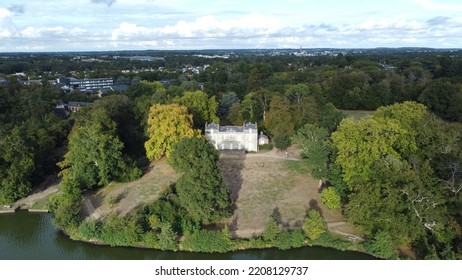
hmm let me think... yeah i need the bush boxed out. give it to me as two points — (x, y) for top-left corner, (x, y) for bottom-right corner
(320, 187), (341, 210)
(100, 214), (143, 246)
(273, 134), (291, 150)
(259, 143), (273, 150)
(182, 229), (231, 253)
(303, 210), (326, 240)
(78, 220), (102, 240)
(275, 229), (305, 250)
(157, 224), (177, 251)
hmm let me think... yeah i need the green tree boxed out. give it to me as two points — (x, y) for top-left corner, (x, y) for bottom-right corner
(364, 231), (397, 259)
(158, 224), (177, 251)
(265, 95), (294, 137)
(0, 129), (34, 203)
(320, 187), (341, 210)
(303, 210), (326, 240)
(59, 115), (137, 189)
(169, 137), (231, 224)
(177, 91), (219, 129)
(293, 124), (331, 179)
(262, 216), (280, 242)
(144, 103), (199, 161)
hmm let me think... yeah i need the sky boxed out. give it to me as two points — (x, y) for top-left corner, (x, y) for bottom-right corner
(1, 0), (462, 52)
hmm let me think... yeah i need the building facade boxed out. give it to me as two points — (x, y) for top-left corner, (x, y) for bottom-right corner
(205, 122), (258, 152)
(57, 77), (114, 93)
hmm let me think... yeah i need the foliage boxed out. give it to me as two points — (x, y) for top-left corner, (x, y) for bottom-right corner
(59, 115), (139, 190)
(273, 133), (291, 150)
(177, 91), (219, 129)
(169, 137), (231, 224)
(320, 187), (341, 210)
(181, 228), (232, 253)
(259, 143), (273, 150)
(293, 124), (331, 179)
(48, 191), (82, 230)
(303, 210), (326, 240)
(78, 220), (102, 240)
(0, 129), (34, 203)
(144, 103), (199, 161)
(100, 213), (143, 246)
(157, 224), (177, 251)
(262, 216), (280, 241)
(364, 231), (398, 259)
(265, 95), (294, 137)
(275, 229), (305, 250)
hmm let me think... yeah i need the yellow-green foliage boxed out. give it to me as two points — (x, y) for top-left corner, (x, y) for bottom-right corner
(320, 187), (341, 210)
(303, 210), (326, 240)
(144, 103), (199, 161)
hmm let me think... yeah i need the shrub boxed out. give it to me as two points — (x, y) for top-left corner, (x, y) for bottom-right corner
(181, 229), (231, 253)
(320, 187), (341, 210)
(273, 134), (291, 150)
(275, 229), (305, 250)
(157, 224), (177, 251)
(303, 210), (326, 240)
(100, 214), (143, 246)
(78, 220), (102, 240)
(259, 143), (273, 150)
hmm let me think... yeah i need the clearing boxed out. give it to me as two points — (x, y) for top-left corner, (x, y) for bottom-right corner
(75, 147), (361, 240)
(218, 147), (362, 240)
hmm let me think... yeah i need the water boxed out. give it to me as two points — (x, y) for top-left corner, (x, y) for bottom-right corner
(0, 211), (375, 260)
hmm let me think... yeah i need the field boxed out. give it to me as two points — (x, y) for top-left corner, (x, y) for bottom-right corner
(78, 147), (361, 240)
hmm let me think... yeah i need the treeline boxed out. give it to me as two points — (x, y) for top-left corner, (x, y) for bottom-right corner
(1, 51), (462, 259)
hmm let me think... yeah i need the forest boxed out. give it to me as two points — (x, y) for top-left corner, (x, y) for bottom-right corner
(0, 49), (461, 259)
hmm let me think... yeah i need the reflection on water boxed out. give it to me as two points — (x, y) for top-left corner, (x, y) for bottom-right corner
(0, 211), (375, 260)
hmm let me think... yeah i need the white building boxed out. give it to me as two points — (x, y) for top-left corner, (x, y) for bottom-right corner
(205, 122), (259, 152)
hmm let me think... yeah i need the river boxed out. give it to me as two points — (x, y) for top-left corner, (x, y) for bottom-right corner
(0, 211), (375, 260)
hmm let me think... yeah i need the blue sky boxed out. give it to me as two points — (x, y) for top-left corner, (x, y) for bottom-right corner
(1, 0), (462, 51)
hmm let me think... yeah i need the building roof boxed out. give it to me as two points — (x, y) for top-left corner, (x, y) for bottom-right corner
(244, 122), (257, 129)
(205, 122), (257, 133)
(258, 133), (269, 140)
(67, 101), (91, 107)
(205, 122), (220, 130)
(219, 126), (243, 133)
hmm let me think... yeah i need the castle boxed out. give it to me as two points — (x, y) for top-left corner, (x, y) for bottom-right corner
(205, 122), (267, 152)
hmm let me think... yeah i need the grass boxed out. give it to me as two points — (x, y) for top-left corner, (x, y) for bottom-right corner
(285, 160), (312, 174)
(29, 197), (49, 211)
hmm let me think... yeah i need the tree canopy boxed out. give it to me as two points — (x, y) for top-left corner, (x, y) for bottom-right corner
(144, 103), (199, 161)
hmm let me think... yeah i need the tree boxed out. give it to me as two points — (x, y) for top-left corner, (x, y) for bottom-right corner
(303, 210), (326, 240)
(320, 187), (341, 210)
(273, 133), (291, 150)
(144, 103), (199, 161)
(364, 231), (397, 259)
(262, 216), (280, 242)
(418, 79), (461, 121)
(157, 224), (177, 251)
(0, 128), (34, 203)
(59, 115), (137, 189)
(177, 91), (219, 129)
(169, 137), (231, 224)
(293, 124), (331, 179)
(265, 95), (294, 137)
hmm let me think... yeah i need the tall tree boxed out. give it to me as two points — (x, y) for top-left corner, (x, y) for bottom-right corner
(168, 137), (231, 225)
(177, 91), (219, 129)
(144, 103), (199, 161)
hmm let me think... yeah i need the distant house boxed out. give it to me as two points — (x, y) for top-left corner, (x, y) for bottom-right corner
(258, 132), (269, 145)
(0, 77), (7, 86)
(205, 122), (258, 152)
(67, 101), (91, 113)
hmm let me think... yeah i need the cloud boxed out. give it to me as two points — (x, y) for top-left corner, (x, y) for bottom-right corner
(412, 0), (462, 11)
(8, 4), (24, 14)
(91, 0), (117, 7)
(426, 16), (450, 26)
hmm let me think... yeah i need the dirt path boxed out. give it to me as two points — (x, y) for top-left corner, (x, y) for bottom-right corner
(13, 177), (60, 209)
